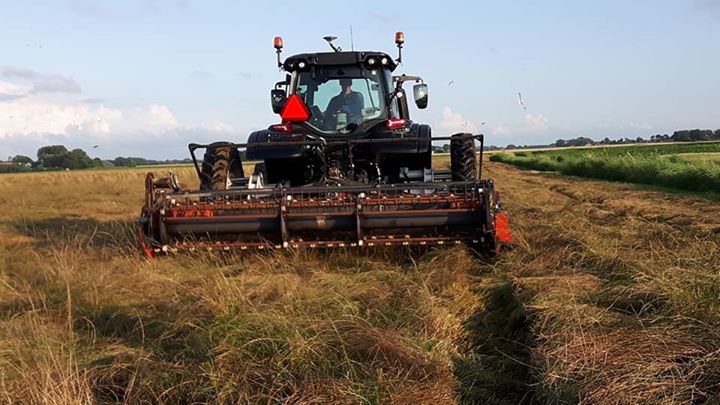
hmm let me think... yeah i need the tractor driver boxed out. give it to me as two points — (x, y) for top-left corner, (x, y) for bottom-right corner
(325, 78), (364, 127)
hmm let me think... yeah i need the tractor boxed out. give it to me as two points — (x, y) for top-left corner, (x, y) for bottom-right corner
(139, 33), (511, 257)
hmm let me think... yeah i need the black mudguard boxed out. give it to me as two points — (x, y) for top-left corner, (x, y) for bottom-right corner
(245, 130), (306, 160)
(370, 123), (431, 154)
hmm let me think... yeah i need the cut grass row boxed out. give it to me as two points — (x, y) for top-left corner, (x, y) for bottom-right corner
(491, 162), (720, 403)
(490, 142), (720, 193)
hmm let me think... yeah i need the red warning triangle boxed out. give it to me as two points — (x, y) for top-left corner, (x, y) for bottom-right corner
(280, 94), (311, 122)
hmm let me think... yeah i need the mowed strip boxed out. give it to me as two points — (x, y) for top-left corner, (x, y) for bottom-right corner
(488, 160), (720, 403)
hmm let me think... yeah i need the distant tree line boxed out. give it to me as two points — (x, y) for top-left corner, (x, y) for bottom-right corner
(36, 145), (104, 169)
(431, 129), (719, 152)
(555, 129), (720, 148)
(1, 145), (193, 173)
(4, 131), (719, 173)
(1, 145), (102, 173)
(663, 129), (720, 142)
(110, 156), (193, 167)
(495, 128), (720, 151)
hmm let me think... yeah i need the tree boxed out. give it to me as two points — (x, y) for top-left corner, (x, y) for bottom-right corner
(563, 137), (594, 147)
(35, 145), (100, 169)
(62, 148), (97, 169)
(11, 155), (33, 165)
(672, 129), (714, 142)
(113, 157), (137, 167)
(37, 145), (68, 167)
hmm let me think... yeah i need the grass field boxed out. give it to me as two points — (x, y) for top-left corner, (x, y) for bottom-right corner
(1, 157), (719, 403)
(490, 142), (720, 195)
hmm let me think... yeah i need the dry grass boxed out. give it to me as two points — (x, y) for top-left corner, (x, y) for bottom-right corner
(1, 159), (719, 403)
(0, 166), (507, 403)
(489, 161), (720, 403)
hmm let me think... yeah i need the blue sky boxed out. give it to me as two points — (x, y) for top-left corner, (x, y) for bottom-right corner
(1, 0), (718, 159)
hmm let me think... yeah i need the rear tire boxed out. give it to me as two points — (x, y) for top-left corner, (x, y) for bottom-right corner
(200, 142), (244, 190)
(450, 134), (477, 181)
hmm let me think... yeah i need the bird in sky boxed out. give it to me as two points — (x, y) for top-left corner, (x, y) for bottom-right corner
(92, 145), (100, 149)
(517, 92), (527, 111)
(447, 80), (454, 87)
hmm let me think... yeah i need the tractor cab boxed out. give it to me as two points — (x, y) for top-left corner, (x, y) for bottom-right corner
(269, 34), (428, 136)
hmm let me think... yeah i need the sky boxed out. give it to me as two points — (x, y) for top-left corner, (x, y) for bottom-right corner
(1, 0), (719, 159)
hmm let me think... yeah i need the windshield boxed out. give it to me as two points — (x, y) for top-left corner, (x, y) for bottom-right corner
(295, 66), (387, 133)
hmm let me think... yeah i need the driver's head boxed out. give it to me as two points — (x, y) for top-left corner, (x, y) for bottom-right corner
(339, 78), (352, 92)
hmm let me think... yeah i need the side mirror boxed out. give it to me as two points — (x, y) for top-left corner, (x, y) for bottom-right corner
(413, 83), (428, 109)
(271, 89), (287, 114)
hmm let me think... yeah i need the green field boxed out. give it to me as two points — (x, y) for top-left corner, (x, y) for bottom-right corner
(490, 142), (720, 194)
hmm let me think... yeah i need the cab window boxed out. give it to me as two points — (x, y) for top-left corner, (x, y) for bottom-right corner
(296, 66), (387, 133)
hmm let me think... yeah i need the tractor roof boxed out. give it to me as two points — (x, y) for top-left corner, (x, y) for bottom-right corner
(283, 51), (398, 72)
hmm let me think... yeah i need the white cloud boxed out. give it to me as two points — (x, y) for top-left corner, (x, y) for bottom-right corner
(0, 84), (235, 159)
(434, 108), (553, 139)
(2, 66), (82, 95)
(0, 97), (122, 138)
(525, 113), (550, 131)
(0, 66), (254, 158)
(202, 121), (235, 132)
(0, 80), (29, 97)
(31, 75), (82, 94)
(491, 123), (511, 136)
(1, 66), (40, 80)
(0, 69), (177, 141)
(436, 106), (478, 134)
(482, 114), (552, 139)
(146, 103), (178, 127)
